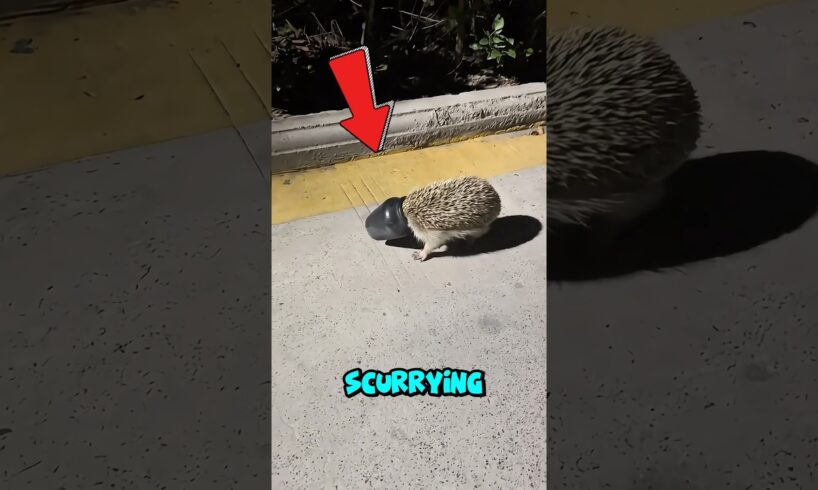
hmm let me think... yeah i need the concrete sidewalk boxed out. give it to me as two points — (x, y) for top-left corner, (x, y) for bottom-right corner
(549, 0), (818, 487)
(272, 165), (547, 488)
(0, 117), (546, 488)
(0, 124), (271, 489)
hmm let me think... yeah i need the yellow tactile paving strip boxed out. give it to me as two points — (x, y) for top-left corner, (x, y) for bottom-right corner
(272, 132), (546, 224)
(0, 0), (270, 177)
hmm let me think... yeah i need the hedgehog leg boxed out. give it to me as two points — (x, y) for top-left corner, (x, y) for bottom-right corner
(412, 231), (449, 262)
(412, 243), (435, 262)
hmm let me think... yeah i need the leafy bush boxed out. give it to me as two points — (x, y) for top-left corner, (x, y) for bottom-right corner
(272, 0), (545, 114)
(470, 14), (534, 66)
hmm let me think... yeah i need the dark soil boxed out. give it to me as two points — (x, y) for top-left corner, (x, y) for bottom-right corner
(273, 0), (545, 116)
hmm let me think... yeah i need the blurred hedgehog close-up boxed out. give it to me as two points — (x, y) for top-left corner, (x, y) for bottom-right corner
(365, 176), (502, 262)
(546, 25), (702, 234)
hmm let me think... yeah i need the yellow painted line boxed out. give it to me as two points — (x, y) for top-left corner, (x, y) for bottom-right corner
(0, 0), (269, 177)
(548, 0), (794, 34)
(272, 132), (546, 224)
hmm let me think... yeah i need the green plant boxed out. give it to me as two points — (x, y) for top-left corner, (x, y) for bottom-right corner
(470, 14), (533, 65)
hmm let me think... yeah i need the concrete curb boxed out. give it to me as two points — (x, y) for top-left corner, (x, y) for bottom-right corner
(271, 82), (546, 174)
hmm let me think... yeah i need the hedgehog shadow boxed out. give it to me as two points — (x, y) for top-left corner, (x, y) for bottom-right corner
(385, 215), (543, 257)
(549, 151), (818, 282)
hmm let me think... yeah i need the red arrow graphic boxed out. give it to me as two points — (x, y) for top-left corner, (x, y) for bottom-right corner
(328, 46), (394, 153)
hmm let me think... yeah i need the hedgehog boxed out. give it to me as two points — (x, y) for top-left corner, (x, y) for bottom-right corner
(364, 176), (501, 262)
(546, 25), (702, 233)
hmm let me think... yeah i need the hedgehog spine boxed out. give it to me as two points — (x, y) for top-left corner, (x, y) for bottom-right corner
(546, 25), (702, 231)
(401, 175), (501, 261)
